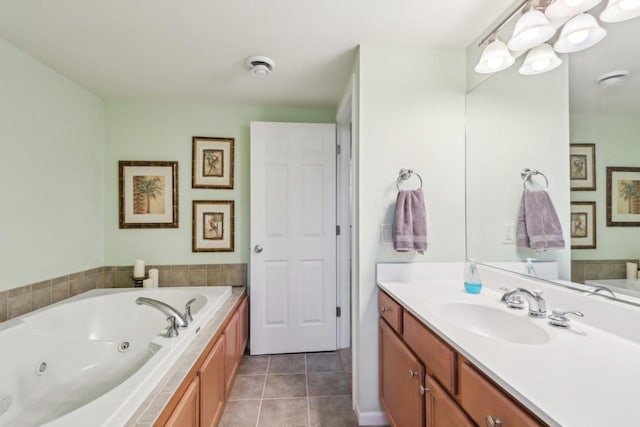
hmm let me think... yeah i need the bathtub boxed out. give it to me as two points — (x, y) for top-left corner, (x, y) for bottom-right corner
(0, 286), (232, 427)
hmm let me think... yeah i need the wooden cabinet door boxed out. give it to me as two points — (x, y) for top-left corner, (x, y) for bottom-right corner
(238, 297), (249, 354)
(224, 309), (240, 394)
(198, 337), (225, 427)
(379, 318), (425, 427)
(426, 375), (473, 427)
(165, 377), (200, 427)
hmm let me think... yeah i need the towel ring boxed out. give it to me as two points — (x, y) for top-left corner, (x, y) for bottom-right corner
(521, 168), (549, 190)
(397, 168), (423, 191)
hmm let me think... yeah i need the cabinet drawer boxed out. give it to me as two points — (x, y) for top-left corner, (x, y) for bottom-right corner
(403, 311), (457, 395)
(458, 360), (544, 427)
(379, 290), (403, 333)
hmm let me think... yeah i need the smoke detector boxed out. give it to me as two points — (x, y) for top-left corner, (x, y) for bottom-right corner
(596, 70), (631, 88)
(245, 56), (275, 78)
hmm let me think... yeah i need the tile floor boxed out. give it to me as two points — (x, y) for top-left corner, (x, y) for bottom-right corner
(219, 349), (357, 427)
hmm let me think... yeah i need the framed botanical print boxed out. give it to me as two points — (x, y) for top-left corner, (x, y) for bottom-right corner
(607, 166), (640, 226)
(570, 201), (596, 249)
(192, 200), (235, 252)
(192, 136), (234, 189)
(119, 161), (178, 228)
(570, 143), (596, 191)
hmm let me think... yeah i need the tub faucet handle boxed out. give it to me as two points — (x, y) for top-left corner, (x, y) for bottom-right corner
(166, 316), (180, 338)
(185, 298), (196, 323)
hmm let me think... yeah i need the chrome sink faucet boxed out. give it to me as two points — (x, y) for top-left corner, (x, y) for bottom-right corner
(136, 297), (190, 328)
(501, 288), (547, 318)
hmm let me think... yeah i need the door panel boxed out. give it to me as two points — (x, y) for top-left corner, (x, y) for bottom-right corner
(250, 122), (337, 355)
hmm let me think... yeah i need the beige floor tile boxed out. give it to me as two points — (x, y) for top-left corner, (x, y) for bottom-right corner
(219, 400), (261, 427)
(309, 396), (358, 427)
(268, 354), (306, 374)
(258, 398), (308, 427)
(263, 374), (308, 398)
(306, 353), (342, 372)
(229, 375), (266, 401)
(308, 372), (350, 397)
(238, 355), (269, 375)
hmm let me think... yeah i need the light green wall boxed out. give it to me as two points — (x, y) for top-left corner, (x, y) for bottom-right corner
(0, 37), (105, 291)
(354, 44), (466, 415)
(571, 113), (640, 260)
(104, 102), (336, 266)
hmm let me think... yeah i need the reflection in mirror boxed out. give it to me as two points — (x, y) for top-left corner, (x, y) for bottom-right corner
(466, 6), (640, 301)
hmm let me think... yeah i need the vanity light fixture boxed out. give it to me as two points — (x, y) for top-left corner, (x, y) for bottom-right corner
(600, 0), (640, 22)
(519, 43), (563, 75)
(553, 13), (607, 52)
(545, 0), (602, 20)
(507, 4), (556, 51)
(475, 37), (516, 74)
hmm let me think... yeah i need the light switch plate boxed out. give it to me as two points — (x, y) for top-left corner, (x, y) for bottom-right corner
(380, 224), (392, 244)
(503, 223), (515, 244)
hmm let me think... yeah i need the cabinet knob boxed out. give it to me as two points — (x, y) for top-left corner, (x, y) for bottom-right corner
(486, 415), (502, 427)
(408, 369), (418, 378)
(381, 306), (389, 313)
(419, 384), (429, 395)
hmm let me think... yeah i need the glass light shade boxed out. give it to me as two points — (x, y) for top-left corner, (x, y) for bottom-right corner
(475, 38), (516, 74)
(553, 13), (607, 52)
(545, 0), (602, 20)
(600, 0), (640, 22)
(519, 44), (563, 75)
(507, 9), (556, 51)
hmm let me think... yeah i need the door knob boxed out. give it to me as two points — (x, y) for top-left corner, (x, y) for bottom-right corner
(254, 245), (263, 253)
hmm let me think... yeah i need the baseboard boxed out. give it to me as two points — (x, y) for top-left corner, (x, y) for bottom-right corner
(354, 401), (388, 426)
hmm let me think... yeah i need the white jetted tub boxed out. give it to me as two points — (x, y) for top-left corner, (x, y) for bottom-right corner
(0, 286), (232, 427)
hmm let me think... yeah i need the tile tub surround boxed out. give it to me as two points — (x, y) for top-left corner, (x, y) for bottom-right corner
(219, 351), (359, 427)
(0, 263), (247, 321)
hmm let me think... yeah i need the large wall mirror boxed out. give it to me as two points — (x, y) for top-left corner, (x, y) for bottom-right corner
(466, 6), (640, 299)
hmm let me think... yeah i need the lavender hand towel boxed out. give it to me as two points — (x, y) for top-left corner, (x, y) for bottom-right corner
(516, 190), (565, 250)
(393, 189), (427, 254)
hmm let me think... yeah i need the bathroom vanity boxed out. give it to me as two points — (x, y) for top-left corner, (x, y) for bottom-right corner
(377, 263), (640, 427)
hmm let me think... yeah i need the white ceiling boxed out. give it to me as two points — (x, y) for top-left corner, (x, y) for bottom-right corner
(0, 0), (515, 108)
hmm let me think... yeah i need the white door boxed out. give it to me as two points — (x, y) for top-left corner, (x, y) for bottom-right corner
(250, 121), (337, 355)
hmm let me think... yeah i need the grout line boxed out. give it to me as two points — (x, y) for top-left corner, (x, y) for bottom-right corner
(255, 356), (270, 427)
(305, 353), (312, 427)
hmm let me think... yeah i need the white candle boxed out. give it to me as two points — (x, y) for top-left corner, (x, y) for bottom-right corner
(148, 268), (159, 287)
(134, 259), (145, 278)
(142, 278), (154, 288)
(626, 262), (638, 280)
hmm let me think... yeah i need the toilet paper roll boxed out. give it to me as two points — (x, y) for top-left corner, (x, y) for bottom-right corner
(626, 262), (638, 280)
(148, 268), (159, 287)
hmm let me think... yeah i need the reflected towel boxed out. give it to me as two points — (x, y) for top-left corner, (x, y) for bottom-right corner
(516, 190), (565, 250)
(393, 189), (427, 254)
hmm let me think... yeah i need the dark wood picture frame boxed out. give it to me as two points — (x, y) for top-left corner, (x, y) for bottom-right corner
(192, 200), (235, 252)
(607, 166), (640, 227)
(192, 137), (235, 189)
(119, 161), (179, 229)
(570, 143), (596, 191)
(570, 201), (596, 249)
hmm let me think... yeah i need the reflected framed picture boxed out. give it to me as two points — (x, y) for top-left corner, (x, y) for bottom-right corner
(192, 200), (235, 252)
(607, 166), (640, 226)
(571, 202), (596, 249)
(192, 136), (234, 189)
(570, 143), (596, 191)
(119, 161), (178, 229)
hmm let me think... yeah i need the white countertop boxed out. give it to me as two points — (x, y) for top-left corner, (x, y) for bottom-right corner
(378, 278), (640, 427)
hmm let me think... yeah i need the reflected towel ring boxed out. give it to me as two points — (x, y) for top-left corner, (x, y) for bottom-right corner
(521, 168), (549, 190)
(397, 168), (423, 191)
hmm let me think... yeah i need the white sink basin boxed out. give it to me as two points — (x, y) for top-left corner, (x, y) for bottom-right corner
(439, 302), (550, 345)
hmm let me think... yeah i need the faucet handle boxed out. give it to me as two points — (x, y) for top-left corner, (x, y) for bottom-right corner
(548, 309), (584, 328)
(166, 316), (180, 337)
(184, 298), (196, 324)
(533, 289), (544, 297)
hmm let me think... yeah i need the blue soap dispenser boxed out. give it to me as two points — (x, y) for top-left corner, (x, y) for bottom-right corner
(464, 259), (483, 294)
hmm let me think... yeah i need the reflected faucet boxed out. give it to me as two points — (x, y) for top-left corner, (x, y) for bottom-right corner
(135, 297), (189, 327)
(501, 288), (547, 318)
(584, 286), (616, 298)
